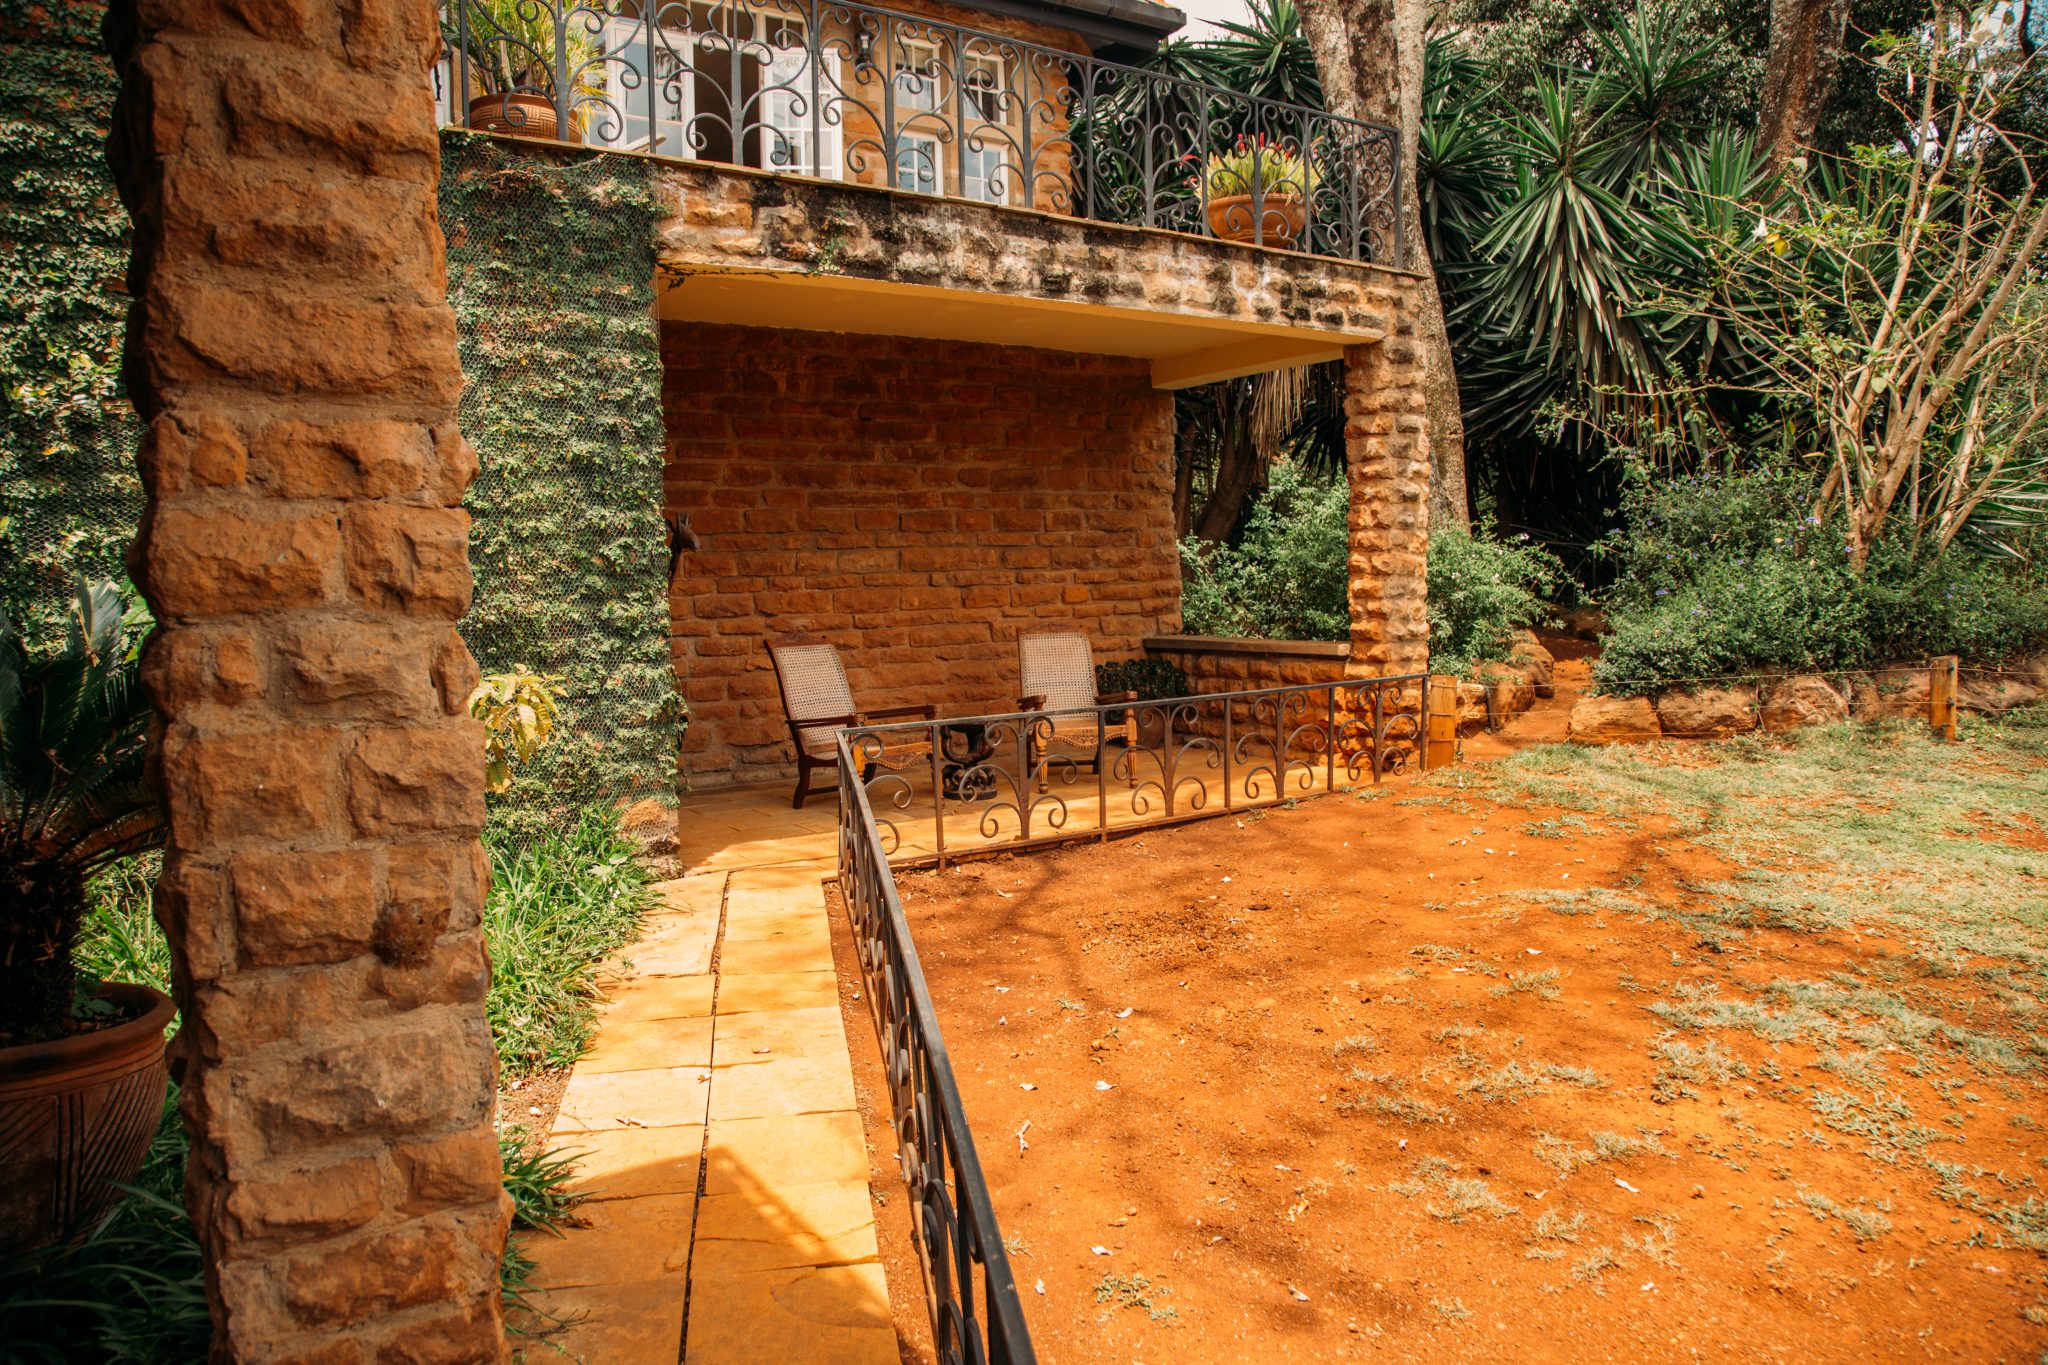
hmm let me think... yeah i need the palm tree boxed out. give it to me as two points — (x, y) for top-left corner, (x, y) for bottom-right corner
(0, 581), (163, 1045)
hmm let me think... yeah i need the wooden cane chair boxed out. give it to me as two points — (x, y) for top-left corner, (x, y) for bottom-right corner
(1016, 630), (1138, 787)
(766, 636), (935, 809)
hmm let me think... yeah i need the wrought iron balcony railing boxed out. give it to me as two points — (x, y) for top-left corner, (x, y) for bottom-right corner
(437, 0), (1405, 264)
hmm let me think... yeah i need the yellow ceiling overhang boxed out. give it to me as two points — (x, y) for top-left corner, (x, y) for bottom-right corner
(653, 264), (1382, 389)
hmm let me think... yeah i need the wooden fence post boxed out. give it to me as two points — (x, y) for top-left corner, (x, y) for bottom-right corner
(1930, 655), (1959, 741)
(1425, 674), (1460, 770)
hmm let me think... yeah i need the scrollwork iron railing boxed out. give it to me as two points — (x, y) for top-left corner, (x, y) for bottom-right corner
(846, 673), (1428, 864)
(836, 736), (1037, 1365)
(830, 673), (1424, 1359)
(437, 0), (1404, 263)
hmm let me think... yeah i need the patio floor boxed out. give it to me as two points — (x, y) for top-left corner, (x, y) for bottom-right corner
(518, 807), (889, 1362)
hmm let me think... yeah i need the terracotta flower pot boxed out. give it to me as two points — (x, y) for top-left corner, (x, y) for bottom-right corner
(1206, 193), (1307, 248)
(0, 981), (174, 1253)
(468, 91), (560, 140)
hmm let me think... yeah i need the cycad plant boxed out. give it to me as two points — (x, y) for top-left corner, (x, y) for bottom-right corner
(0, 581), (163, 1046)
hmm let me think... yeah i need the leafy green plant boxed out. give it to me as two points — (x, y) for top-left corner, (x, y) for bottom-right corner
(1180, 460), (1350, 641)
(1426, 527), (1561, 674)
(1201, 136), (1320, 198)
(470, 667), (567, 794)
(485, 807), (654, 1077)
(1591, 465), (2048, 690)
(1095, 658), (1190, 703)
(445, 0), (602, 100)
(0, 580), (164, 1045)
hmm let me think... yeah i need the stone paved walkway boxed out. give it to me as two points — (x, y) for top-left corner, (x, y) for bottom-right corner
(519, 796), (897, 1363)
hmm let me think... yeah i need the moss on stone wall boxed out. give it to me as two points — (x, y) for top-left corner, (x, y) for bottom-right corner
(440, 134), (685, 830)
(0, 0), (143, 637)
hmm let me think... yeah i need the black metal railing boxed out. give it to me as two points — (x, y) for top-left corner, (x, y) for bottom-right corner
(836, 736), (1037, 1365)
(437, 0), (1404, 263)
(829, 673), (1424, 1357)
(847, 673), (1428, 864)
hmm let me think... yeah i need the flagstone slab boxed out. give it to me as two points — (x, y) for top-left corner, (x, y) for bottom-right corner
(559, 1124), (705, 1203)
(711, 1006), (851, 1064)
(616, 911), (721, 977)
(717, 932), (829, 977)
(555, 1065), (712, 1133)
(720, 902), (834, 948)
(702, 1113), (869, 1195)
(691, 1178), (879, 1274)
(682, 1261), (896, 1365)
(716, 969), (839, 1015)
(597, 974), (715, 1024)
(519, 1278), (686, 1365)
(579, 1015), (716, 1074)
(708, 1052), (858, 1121)
(523, 1190), (700, 1289)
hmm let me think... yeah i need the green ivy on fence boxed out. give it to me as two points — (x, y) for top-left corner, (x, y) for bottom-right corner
(439, 134), (686, 835)
(0, 1), (143, 639)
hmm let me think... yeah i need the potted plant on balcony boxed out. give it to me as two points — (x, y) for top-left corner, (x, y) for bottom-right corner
(445, 0), (601, 140)
(0, 580), (174, 1252)
(1201, 136), (1318, 248)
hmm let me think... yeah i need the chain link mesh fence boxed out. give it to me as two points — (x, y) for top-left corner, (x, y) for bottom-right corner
(440, 135), (686, 844)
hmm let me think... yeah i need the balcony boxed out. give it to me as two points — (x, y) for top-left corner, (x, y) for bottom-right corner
(435, 0), (1405, 267)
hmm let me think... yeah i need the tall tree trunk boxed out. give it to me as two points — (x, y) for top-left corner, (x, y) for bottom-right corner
(1758, 0), (1854, 165)
(1295, 0), (1469, 533)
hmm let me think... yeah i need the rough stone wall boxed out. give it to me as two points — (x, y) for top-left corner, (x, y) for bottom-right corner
(664, 323), (1177, 783)
(1343, 336), (1431, 676)
(655, 162), (1418, 338)
(1144, 638), (1351, 693)
(106, 0), (509, 1358)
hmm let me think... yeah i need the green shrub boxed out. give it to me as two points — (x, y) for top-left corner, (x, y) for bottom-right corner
(1096, 657), (1190, 702)
(1426, 527), (1562, 674)
(1593, 467), (2048, 692)
(484, 807), (656, 1078)
(1180, 461), (1350, 642)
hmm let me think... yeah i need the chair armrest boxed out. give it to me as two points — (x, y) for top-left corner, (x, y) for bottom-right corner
(795, 712), (861, 731)
(866, 704), (938, 722)
(1018, 693), (1047, 712)
(1096, 690), (1141, 705)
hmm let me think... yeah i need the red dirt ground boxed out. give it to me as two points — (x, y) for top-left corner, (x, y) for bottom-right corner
(831, 661), (2048, 1364)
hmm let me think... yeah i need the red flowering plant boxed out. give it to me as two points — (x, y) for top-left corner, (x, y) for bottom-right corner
(1197, 134), (1318, 199)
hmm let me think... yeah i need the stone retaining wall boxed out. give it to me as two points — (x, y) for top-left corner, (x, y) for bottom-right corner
(1568, 658), (2048, 744)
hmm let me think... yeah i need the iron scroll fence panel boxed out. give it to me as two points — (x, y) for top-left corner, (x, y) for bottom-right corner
(845, 673), (1429, 865)
(831, 673), (1424, 1355)
(835, 740), (1038, 1365)
(436, 0), (1404, 265)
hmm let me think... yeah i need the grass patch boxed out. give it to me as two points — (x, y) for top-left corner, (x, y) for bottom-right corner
(1492, 968), (1563, 1000)
(486, 809), (657, 1078)
(1096, 1272), (1179, 1322)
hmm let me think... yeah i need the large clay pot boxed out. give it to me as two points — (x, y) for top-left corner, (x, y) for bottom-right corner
(1206, 193), (1307, 248)
(0, 982), (174, 1253)
(467, 92), (560, 140)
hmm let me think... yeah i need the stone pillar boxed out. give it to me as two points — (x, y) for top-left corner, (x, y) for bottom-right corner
(105, 1), (510, 1358)
(1343, 328), (1432, 677)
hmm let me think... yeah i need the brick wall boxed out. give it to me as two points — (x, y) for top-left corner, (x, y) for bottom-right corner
(663, 323), (1178, 784)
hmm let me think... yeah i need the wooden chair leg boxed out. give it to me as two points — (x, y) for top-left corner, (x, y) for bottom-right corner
(792, 758), (815, 810)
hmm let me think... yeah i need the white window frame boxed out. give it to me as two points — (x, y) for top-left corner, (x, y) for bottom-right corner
(759, 31), (842, 179)
(598, 16), (696, 157)
(895, 131), (942, 194)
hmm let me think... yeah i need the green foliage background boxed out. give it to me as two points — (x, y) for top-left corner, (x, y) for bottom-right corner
(440, 135), (685, 833)
(0, 1), (143, 641)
